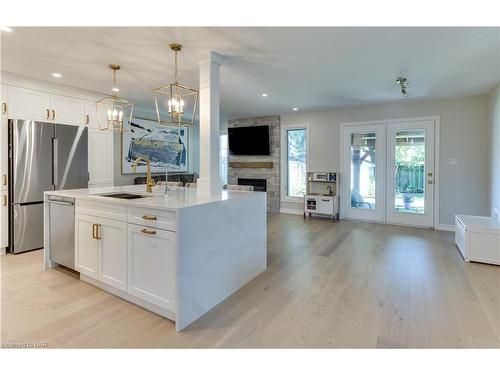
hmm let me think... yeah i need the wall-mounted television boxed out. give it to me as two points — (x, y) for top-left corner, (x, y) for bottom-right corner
(228, 125), (270, 156)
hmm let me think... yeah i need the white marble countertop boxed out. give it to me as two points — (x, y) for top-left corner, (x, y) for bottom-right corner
(44, 184), (265, 212)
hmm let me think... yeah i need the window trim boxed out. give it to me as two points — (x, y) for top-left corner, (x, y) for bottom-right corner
(281, 123), (310, 203)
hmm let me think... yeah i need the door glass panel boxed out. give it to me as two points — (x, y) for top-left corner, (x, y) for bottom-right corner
(394, 129), (425, 214)
(350, 132), (376, 210)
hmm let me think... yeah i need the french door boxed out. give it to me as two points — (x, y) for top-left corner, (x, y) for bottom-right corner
(341, 119), (436, 227)
(341, 123), (386, 222)
(386, 120), (435, 227)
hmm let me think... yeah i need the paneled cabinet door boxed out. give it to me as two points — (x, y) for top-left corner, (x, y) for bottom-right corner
(88, 129), (114, 186)
(50, 94), (84, 125)
(99, 217), (127, 291)
(0, 192), (8, 248)
(0, 118), (8, 188)
(1, 84), (8, 119)
(9, 86), (51, 122)
(75, 214), (100, 278)
(84, 101), (100, 129)
(128, 224), (176, 311)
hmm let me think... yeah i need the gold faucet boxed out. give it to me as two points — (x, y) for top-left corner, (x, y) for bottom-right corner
(132, 156), (155, 193)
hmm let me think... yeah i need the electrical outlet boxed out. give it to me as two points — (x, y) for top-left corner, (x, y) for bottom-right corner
(448, 158), (458, 166)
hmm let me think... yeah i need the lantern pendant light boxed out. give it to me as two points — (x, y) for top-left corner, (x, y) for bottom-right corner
(153, 43), (199, 126)
(96, 64), (134, 132)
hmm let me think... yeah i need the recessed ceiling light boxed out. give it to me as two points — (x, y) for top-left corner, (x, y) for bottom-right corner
(0, 26), (13, 32)
(292, 107), (299, 111)
(261, 93), (268, 97)
(52, 73), (62, 78)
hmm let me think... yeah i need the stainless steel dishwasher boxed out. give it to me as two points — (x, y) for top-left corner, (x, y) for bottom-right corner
(48, 196), (76, 270)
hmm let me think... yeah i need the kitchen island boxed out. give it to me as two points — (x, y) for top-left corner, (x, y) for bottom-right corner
(43, 185), (267, 331)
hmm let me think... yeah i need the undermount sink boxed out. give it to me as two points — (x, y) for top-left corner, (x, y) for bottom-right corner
(94, 192), (146, 200)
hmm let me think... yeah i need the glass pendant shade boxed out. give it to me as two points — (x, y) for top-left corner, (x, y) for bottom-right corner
(153, 43), (198, 126)
(96, 64), (134, 132)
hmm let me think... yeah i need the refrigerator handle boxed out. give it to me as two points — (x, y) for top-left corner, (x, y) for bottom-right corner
(52, 137), (59, 188)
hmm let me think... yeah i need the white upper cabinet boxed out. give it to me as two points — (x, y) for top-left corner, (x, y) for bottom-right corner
(0, 118), (8, 189)
(9, 86), (51, 122)
(84, 100), (100, 129)
(1, 84), (9, 119)
(88, 129), (114, 186)
(50, 94), (84, 125)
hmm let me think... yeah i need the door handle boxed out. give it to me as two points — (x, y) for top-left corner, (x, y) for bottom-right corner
(52, 109), (56, 120)
(2, 174), (6, 186)
(52, 138), (58, 187)
(141, 228), (156, 235)
(92, 224), (96, 239)
(2, 102), (7, 114)
(95, 224), (101, 240)
(427, 180), (433, 184)
(142, 215), (157, 221)
(85, 114), (89, 125)
(46, 109), (51, 120)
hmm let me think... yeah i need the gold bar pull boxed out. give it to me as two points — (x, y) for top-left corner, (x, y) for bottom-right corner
(46, 109), (51, 120)
(2, 102), (6, 114)
(95, 224), (101, 240)
(92, 224), (96, 239)
(2, 174), (6, 186)
(85, 114), (90, 125)
(141, 228), (156, 235)
(142, 215), (157, 221)
(52, 109), (56, 120)
(2, 195), (7, 207)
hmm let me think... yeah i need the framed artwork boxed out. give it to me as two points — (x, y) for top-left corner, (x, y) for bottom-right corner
(122, 118), (188, 174)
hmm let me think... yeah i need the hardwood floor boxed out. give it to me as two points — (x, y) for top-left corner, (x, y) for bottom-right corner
(1, 214), (499, 348)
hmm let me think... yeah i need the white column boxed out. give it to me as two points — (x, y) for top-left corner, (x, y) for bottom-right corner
(197, 52), (223, 195)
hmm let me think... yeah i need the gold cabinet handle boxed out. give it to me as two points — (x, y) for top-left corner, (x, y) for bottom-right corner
(2, 195), (6, 207)
(141, 228), (156, 235)
(52, 109), (56, 120)
(2, 174), (6, 186)
(2, 102), (7, 114)
(85, 114), (90, 125)
(95, 224), (101, 240)
(92, 223), (96, 239)
(142, 215), (157, 221)
(46, 109), (51, 120)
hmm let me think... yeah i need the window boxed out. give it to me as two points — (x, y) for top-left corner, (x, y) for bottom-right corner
(285, 128), (308, 198)
(219, 134), (228, 185)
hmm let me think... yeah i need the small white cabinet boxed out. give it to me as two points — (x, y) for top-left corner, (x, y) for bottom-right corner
(455, 215), (500, 265)
(88, 129), (114, 186)
(75, 212), (127, 290)
(50, 94), (84, 125)
(9, 86), (51, 122)
(128, 224), (176, 311)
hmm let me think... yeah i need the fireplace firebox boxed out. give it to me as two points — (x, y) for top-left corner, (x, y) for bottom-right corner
(238, 178), (267, 192)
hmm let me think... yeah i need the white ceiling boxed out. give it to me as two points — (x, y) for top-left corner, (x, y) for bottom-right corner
(1, 27), (499, 121)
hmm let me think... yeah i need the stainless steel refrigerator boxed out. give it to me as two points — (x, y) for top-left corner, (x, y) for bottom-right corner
(8, 119), (88, 254)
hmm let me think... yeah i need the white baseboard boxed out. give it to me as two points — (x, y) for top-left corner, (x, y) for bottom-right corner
(0, 248), (6, 256)
(279, 207), (303, 215)
(435, 224), (455, 232)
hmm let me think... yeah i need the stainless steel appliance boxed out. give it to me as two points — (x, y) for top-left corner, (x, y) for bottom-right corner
(48, 197), (75, 268)
(8, 120), (88, 254)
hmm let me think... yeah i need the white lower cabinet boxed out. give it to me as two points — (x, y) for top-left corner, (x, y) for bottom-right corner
(128, 224), (176, 311)
(1, 190), (8, 249)
(75, 213), (127, 290)
(75, 213), (100, 278)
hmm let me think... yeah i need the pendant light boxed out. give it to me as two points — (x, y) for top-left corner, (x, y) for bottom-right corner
(96, 64), (134, 132)
(153, 43), (199, 126)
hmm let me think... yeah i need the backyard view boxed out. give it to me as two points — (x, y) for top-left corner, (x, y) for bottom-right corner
(394, 129), (425, 214)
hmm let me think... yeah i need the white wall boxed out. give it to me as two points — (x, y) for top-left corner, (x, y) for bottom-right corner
(281, 94), (491, 226)
(488, 84), (500, 219)
(113, 117), (200, 186)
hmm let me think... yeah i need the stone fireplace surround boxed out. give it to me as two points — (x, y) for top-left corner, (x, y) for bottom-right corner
(227, 115), (280, 213)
